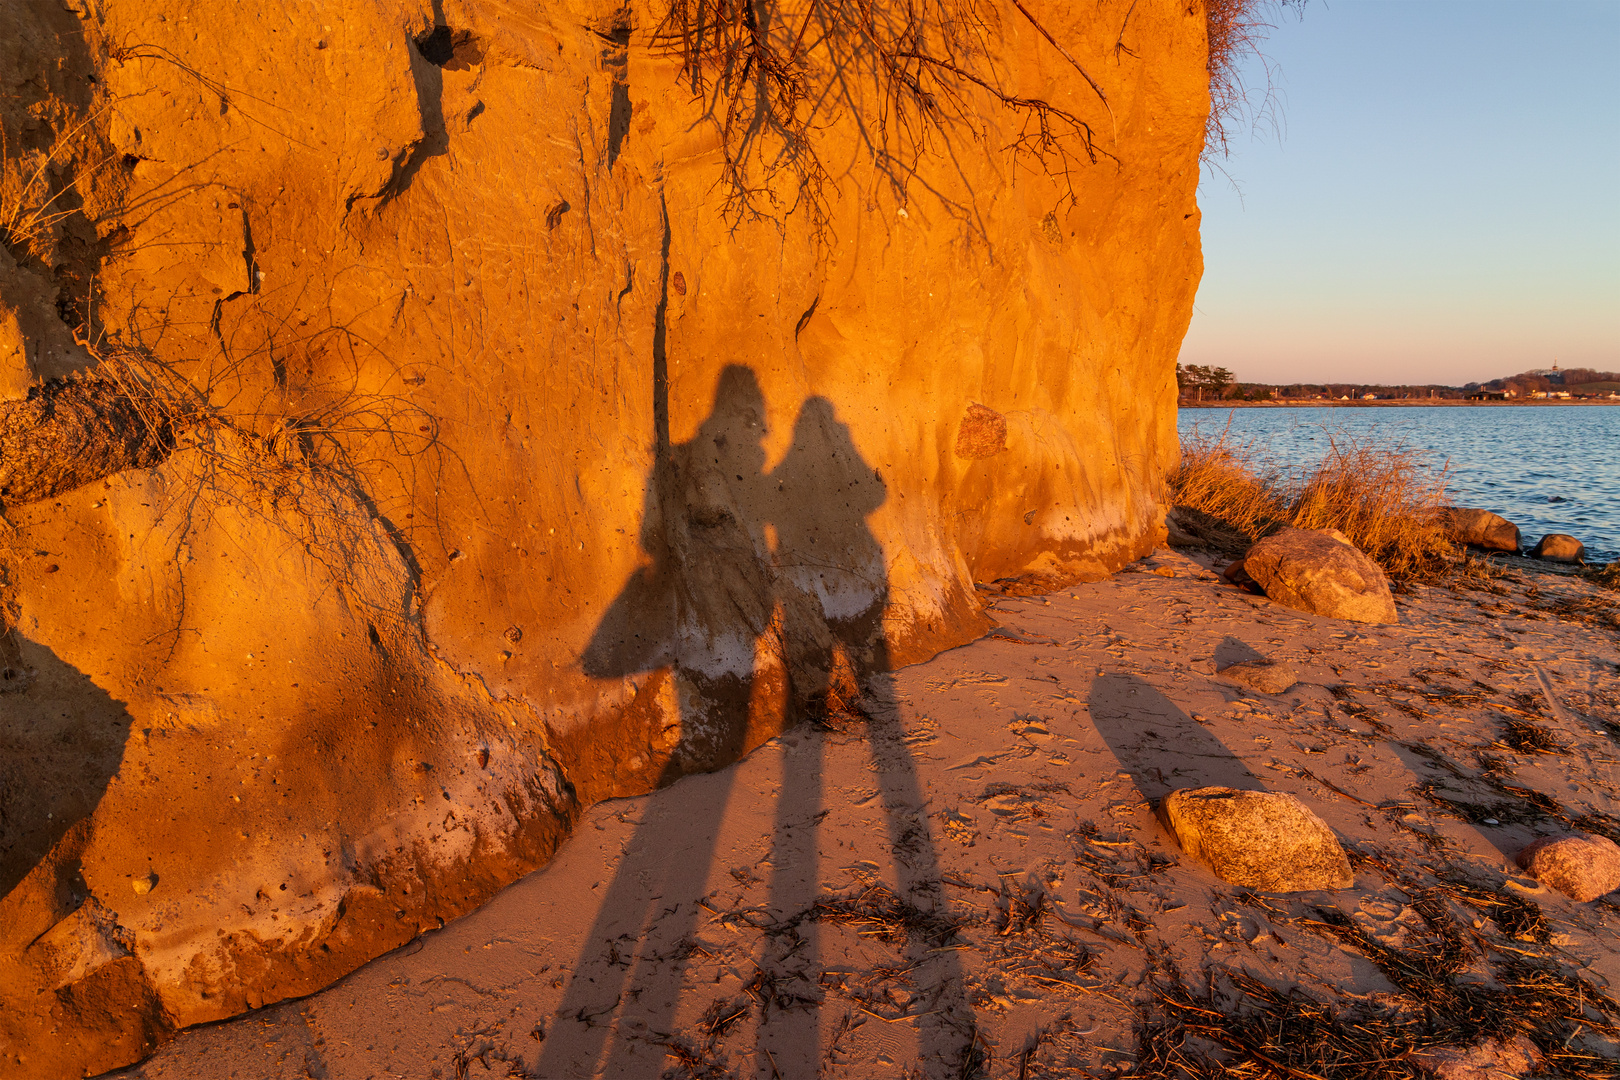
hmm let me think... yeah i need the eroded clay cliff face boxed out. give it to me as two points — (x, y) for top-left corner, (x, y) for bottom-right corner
(0, 1), (1206, 1073)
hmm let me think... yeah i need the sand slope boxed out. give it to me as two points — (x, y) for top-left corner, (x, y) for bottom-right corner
(110, 552), (1620, 1078)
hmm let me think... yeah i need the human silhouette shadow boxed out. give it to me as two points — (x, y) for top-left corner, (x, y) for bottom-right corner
(0, 632), (135, 904)
(542, 382), (971, 1078)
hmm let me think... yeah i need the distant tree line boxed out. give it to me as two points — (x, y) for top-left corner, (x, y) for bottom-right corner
(1468, 368), (1620, 397)
(1176, 363), (1620, 404)
(1176, 366), (1464, 403)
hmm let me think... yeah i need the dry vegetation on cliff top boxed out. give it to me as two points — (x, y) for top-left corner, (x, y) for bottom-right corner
(1169, 427), (1464, 584)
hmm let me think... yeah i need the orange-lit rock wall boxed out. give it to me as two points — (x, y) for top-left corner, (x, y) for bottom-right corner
(0, 1), (1207, 1073)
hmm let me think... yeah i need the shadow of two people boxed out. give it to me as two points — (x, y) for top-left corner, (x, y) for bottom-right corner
(540, 365), (970, 1077)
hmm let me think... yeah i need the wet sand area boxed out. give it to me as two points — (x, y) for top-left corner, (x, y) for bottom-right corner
(114, 552), (1620, 1079)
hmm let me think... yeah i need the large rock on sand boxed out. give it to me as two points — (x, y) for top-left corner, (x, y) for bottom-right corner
(1442, 508), (1520, 552)
(1529, 534), (1586, 563)
(1238, 528), (1398, 625)
(1161, 788), (1353, 892)
(0, 1), (1211, 1074)
(1216, 660), (1298, 695)
(1515, 834), (1620, 902)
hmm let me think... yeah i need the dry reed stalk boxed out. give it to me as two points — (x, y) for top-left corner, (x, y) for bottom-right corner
(1204, 1), (1303, 162)
(1170, 427), (1462, 584)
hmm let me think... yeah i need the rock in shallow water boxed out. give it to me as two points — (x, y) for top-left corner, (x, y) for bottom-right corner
(1215, 659), (1298, 695)
(1441, 507), (1520, 552)
(1529, 533), (1585, 563)
(1161, 787), (1352, 892)
(1238, 527), (1398, 625)
(1515, 833), (1620, 902)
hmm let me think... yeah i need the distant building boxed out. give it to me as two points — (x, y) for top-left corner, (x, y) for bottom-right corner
(1466, 390), (1507, 401)
(1361, 392), (1377, 400)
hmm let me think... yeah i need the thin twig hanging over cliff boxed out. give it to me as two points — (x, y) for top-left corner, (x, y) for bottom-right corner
(651, 0), (1114, 225)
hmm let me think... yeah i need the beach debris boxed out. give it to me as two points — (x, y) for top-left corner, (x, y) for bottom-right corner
(1160, 787), (1353, 891)
(1529, 533), (1586, 564)
(1409, 1035), (1540, 1080)
(1215, 658), (1298, 695)
(1514, 833), (1620, 902)
(1441, 507), (1521, 552)
(1221, 557), (1260, 591)
(1235, 527), (1398, 624)
(1164, 508), (1204, 548)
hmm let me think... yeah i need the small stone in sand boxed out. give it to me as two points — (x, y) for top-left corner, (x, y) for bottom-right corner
(1515, 833), (1620, 902)
(1215, 659), (1298, 695)
(132, 873), (157, 896)
(1410, 1035), (1539, 1080)
(1161, 787), (1353, 892)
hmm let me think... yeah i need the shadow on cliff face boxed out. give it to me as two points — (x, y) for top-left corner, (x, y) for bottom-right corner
(0, 632), (135, 903)
(543, 368), (976, 1076)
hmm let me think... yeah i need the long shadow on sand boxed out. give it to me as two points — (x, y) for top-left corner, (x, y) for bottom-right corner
(1087, 672), (1264, 805)
(536, 369), (972, 1078)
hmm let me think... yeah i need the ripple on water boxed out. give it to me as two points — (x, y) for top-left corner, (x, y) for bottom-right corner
(1177, 405), (1620, 563)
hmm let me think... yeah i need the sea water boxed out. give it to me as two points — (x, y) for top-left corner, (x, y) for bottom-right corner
(1176, 406), (1620, 564)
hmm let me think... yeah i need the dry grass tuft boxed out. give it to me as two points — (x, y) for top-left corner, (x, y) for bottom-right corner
(1170, 427), (1461, 583)
(1584, 561), (1620, 591)
(1204, 1), (1304, 161)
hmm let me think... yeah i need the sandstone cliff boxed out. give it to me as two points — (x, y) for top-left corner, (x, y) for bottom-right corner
(0, 1), (1207, 1074)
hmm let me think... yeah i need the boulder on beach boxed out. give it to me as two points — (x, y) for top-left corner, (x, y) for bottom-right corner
(1160, 787), (1353, 892)
(1238, 527), (1398, 625)
(1515, 833), (1620, 902)
(1441, 508), (1520, 552)
(1216, 659), (1298, 695)
(1529, 534), (1585, 564)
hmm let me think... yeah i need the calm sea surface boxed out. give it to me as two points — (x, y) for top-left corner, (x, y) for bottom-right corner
(1176, 406), (1620, 564)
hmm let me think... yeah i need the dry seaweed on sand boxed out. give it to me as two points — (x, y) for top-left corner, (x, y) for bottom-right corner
(1496, 717), (1571, 755)
(1167, 844), (1620, 1079)
(660, 996), (748, 1080)
(807, 882), (962, 948)
(1130, 929), (1620, 1080)
(1071, 820), (1177, 889)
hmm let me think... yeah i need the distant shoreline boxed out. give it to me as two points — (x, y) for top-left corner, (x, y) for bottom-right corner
(1179, 399), (1620, 409)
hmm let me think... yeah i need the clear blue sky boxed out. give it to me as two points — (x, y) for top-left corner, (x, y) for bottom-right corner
(1179, 0), (1620, 387)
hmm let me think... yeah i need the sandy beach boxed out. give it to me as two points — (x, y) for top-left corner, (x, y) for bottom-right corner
(108, 551), (1620, 1079)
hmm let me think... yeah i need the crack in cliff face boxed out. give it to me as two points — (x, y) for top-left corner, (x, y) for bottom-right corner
(598, 21), (633, 169)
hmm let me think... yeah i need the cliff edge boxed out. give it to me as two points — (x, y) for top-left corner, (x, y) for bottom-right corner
(0, 1), (1208, 1074)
